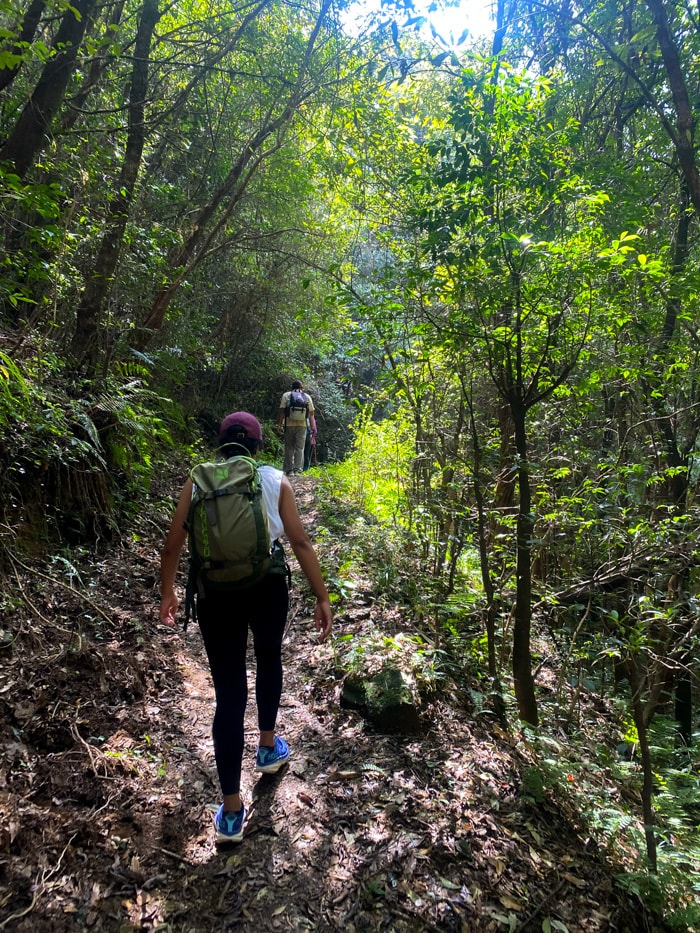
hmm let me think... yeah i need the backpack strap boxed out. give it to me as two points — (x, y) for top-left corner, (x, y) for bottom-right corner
(184, 560), (199, 631)
(202, 483), (256, 527)
(250, 479), (269, 565)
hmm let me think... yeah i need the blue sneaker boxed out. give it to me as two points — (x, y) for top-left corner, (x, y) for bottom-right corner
(215, 803), (246, 843)
(255, 736), (290, 773)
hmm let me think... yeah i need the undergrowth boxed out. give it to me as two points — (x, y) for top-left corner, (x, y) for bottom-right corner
(0, 347), (184, 554)
(315, 454), (700, 931)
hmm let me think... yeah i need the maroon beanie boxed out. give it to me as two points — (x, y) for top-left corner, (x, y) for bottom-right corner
(218, 411), (263, 442)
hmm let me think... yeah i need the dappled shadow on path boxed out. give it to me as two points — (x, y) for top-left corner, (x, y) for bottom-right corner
(0, 473), (661, 932)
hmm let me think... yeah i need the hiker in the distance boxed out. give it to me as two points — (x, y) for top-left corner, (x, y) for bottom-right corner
(303, 413), (316, 472)
(276, 380), (316, 475)
(159, 411), (333, 844)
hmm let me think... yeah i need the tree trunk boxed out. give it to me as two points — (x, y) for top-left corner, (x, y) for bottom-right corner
(674, 665), (692, 746)
(468, 395), (498, 675)
(626, 654), (658, 871)
(640, 182), (694, 743)
(645, 0), (700, 217)
(467, 395), (506, 719)
(511, 395), (538, 726)
(0, 0), (95, 178)
(70, 0), (160, 370)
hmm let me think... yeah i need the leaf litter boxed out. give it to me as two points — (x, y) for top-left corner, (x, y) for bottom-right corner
(0, 473), (663, 932)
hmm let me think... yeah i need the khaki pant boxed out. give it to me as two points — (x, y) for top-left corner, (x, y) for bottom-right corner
(283, 423), (307, 473)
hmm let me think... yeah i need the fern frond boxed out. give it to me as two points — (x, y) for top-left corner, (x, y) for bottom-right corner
(0, 351), (30, 398)
(72, 410), (105, 453)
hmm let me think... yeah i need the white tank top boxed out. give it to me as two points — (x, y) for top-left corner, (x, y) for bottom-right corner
(258, 465), (284, 541)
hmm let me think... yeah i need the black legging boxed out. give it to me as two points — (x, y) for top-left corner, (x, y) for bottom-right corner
(197, 573), (289, 795)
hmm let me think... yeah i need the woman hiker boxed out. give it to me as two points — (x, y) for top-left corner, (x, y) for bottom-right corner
(159, 411), (333, 842)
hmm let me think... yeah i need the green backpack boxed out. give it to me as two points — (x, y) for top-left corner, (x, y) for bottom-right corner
(186, 455), (271, 600)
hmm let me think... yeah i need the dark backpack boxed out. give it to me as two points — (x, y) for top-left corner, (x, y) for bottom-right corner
(186, 456), (271, 604)
(286, 390), (308, 418)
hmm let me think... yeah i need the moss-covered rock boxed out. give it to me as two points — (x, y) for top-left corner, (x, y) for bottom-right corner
(340, 665), (421, 733)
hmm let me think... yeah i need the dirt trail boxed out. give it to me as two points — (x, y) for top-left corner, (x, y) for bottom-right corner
(0, 475), (658, 932)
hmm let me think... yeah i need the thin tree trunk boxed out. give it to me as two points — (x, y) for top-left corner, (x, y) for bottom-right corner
(639, 182), (694, 743)
(645, 0), (700, 216)
(466, 391), (498, 677)
(626, 655), (658, 871)
(70, 0), (160, 369)
(674, 664), (692, 746)
(466, 392), (506, 719)
(512, 395), (538, 726)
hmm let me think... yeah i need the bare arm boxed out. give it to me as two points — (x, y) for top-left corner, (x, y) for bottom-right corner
(159, 478), (192, 626)
(278, 475), (332, 641)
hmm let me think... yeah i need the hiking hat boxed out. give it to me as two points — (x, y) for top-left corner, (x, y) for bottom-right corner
(219, 411), (263, 443)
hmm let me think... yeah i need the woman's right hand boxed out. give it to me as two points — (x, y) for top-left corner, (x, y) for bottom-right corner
(314, 598), (332, 642)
